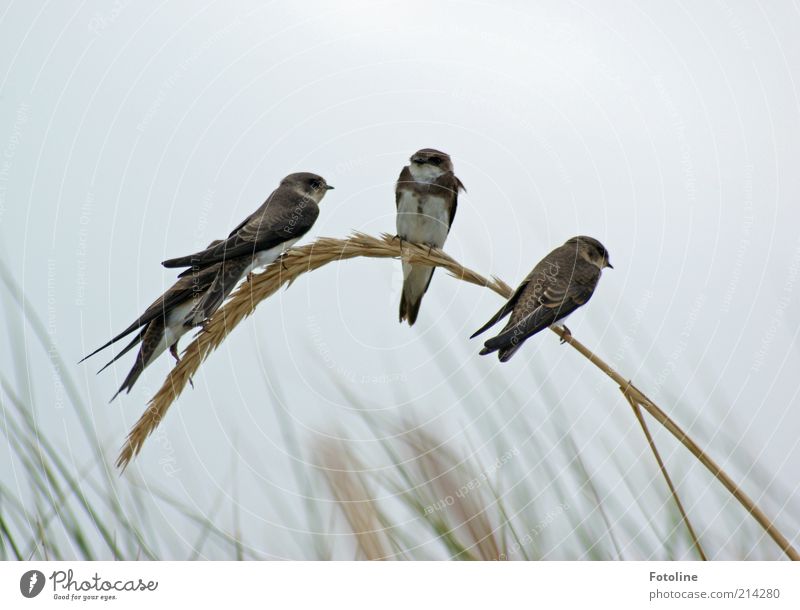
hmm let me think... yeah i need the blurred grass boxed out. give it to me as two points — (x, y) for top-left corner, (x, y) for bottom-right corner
(1, 257), (796, 560)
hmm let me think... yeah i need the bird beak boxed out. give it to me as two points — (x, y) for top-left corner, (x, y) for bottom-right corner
(606, 262), (614, 269)
(325, 185), (335, 190)
(411, 157), (425, 164)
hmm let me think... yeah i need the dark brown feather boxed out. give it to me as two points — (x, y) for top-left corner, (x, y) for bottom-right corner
(110, 316), (166, 401)
(476, 243), (602, 360)
(163, 191), (319, 271)
(80, 262), (222, 363)
(184, 257), (253, 326)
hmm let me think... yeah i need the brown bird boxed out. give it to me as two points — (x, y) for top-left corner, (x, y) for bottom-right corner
(162, 172), (333, 327)
(80, 240), (225, 400)
(395, 148), (465, 325)
(472, 236), (612, 361)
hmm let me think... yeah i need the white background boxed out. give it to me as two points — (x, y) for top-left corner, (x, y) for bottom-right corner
(2, 562), (799, 608)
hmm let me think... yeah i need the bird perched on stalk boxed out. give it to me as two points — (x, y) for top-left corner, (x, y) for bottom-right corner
(472, 236), (612, 361)
(395, 148), (465, 326)
(80, 240), (225, 400)
(162, 172), (333, 327)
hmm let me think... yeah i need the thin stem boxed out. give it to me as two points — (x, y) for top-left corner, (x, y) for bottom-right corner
(624, 393), (707, 560)
(623, 383), (799, 561)
(552, 327), (798, 560)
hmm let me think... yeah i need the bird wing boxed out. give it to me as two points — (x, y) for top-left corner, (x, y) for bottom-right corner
(395, 166), (413, 209)
(184, 256), (253, 326)
(163, 192), (319, 271)
(470, 277), (531, 339)
(482, 261), (599, 352)
(79, 263), (220, 362)
(432, 172), (464, 228)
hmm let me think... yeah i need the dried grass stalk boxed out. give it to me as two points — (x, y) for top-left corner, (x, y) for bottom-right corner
(317, 439), (392, 560)
(116, 232), (799, 561)
(401, 428), (504, 560)
(116, 232), (511, 470)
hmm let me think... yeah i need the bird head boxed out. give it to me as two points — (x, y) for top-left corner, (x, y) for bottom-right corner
(566, 236), (613, 270)
(408, 148), (453, 181)
(281, 172), (334, 203)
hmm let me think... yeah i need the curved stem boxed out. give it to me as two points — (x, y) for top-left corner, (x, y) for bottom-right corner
(116, 232), (798, 560)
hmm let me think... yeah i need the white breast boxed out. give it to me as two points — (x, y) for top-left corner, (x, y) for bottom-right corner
(397, 190), (451, 249)
(135, 300), (196, 367)
(408, 163), (445, 183)
(163, 301), (195, 344)
(243, 237), (300, 275)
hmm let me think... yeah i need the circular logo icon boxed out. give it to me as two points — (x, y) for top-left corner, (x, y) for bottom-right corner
(20, 570), (45, 599)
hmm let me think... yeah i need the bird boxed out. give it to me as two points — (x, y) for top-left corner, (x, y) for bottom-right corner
(471, 236), (612, 362)
(395, 148), (465, 326)
(80, 240), (226, 401)
(162, 172), (333, 327)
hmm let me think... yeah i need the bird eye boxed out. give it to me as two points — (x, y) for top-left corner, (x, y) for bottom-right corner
(310, 179), (321, 189)
(428, 157), (442, 166)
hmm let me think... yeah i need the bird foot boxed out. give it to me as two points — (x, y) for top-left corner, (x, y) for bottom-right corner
(559, 325), (572, 344)
(274, 253), (290, 271)
(170, 344), (193, 387)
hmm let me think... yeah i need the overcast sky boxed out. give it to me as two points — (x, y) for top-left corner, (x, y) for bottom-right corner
(1, 0), (799, 558)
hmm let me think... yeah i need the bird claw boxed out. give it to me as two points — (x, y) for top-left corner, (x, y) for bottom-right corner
(170, 343), (193, 387)
(274, 253), (289, 271)
(559, 325), (572, 344)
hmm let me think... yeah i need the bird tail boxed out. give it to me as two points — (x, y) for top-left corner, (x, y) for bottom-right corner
(398, 264), (435, 326)
(109, 319), (166, 402)
(110, 357), (146, 403)
(398, 292), (422, 327)
(478, 305), (563, 362)
(79, 319), (147, 364)
(479, 341), (523, 362)
(97, 329), (146, 374)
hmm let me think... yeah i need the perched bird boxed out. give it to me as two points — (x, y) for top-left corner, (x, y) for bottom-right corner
(395, 148), (465, 325)
(471, 236), (612, 362)
(80, 240), (225, 400)
(162, 172), (333, 327)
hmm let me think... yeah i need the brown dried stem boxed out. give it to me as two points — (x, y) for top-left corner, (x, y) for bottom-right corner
(116, 232), (798, 560)
(624, 393), (707, 560)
